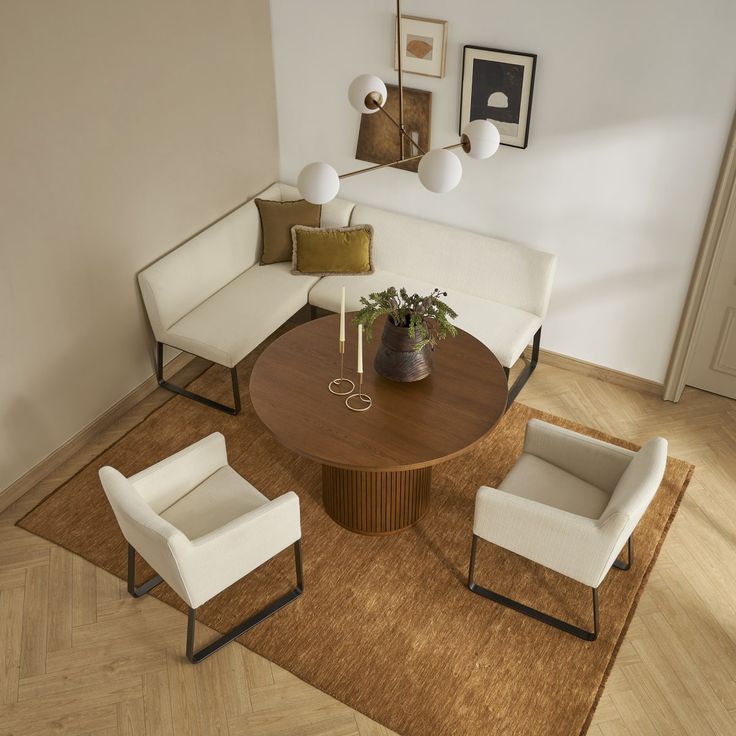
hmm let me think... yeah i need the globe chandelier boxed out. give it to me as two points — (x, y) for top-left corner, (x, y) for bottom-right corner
(297, 0), (501, 205)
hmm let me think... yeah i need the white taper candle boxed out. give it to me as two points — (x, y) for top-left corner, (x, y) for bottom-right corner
(339, 286), (346, 341)
(357, 324), (363, 373)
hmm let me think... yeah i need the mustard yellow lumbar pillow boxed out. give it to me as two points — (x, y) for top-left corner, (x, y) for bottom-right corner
(291, 224), (374, 276)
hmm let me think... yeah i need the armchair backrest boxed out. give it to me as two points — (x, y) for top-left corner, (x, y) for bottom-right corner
(99, 465), (191, 603)
(128, 432), (229, 514)
(601, 437), (668, 526)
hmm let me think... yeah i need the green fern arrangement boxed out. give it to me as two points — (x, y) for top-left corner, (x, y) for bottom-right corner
(354, 286), (458, 350)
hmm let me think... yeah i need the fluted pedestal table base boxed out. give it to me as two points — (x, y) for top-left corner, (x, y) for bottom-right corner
(322, 465), (432, 535)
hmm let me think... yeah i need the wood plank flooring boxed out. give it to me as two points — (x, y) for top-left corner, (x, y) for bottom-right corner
(1, 355), (735, 735)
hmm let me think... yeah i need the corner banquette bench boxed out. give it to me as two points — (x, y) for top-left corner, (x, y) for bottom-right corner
(138, 182), (556, 413)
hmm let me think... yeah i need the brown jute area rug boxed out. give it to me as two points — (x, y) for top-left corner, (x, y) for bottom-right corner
(18, 332), (692, 736)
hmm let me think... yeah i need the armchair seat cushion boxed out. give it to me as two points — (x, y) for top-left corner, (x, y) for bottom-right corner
(160, 466), (268, 540)
(498, 454), (610, 520)
(308, 270), (542, 367)
(162, 262), (319, 367)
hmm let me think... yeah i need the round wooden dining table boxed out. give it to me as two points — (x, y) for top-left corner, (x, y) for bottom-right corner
(250, 314), (508, 534)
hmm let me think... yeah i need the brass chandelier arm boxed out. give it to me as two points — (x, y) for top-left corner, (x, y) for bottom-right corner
(338, 140), (467, 180)
(339, 157), (421, 180)
(375, 104), (427, 156)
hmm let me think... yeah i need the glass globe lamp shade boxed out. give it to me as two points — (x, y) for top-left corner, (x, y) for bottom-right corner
(462, 120), (501, 160)
(418, 149), (463, 193)
(348, 74), (387, 114)
(297, 162), (340, 205)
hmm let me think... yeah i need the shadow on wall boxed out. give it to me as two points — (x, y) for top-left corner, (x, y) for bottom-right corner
(1, 392), (58, 492)
(550, 263), (684, 316)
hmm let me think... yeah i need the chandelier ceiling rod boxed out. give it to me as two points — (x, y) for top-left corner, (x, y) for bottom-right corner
(296, 0), (502, 204)
(397, 0), (405, 161)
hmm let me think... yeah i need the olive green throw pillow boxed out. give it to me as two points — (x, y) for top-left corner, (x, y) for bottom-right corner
(255, 198), (321, 265)
(291, 225), (374, 276)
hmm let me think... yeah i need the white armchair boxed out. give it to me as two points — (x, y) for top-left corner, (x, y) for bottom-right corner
(469, 419), (667, 640)
(98, 432), (303, 663)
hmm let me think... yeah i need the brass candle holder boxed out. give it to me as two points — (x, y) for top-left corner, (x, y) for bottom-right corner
(346, 372), (373, 412)
(328, 340), (355, 395)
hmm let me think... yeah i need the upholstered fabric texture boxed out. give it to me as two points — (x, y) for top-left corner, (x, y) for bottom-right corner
(99, 432), (301, 609)
(255, 197), (321, 265)
(308, 270), (542, 367)
(349, 203), (557, 319)
(18, 332), (691, 736)
(474, 419), (668, 588)
(137, 181), (555, 373)
(291, 224), (374, 276)
(162, 262), (318, 367)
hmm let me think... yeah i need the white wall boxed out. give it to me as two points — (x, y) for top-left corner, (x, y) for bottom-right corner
(271, 0), (736, 382)
(0, 0), (280, 491)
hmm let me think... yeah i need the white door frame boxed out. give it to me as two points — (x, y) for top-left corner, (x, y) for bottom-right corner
(664, 110), (736, 402)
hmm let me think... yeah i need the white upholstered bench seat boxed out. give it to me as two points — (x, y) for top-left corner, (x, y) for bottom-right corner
(138, 181), (555, 412)
(163, 262), (318, 367)
(308, 271), (543, 368)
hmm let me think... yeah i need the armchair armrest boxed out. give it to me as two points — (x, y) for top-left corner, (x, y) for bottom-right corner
(474, 485), (629, 588)
(130, 432), (228, 512)
(177, 491), (301, 609)
(524, 419), (635, 494)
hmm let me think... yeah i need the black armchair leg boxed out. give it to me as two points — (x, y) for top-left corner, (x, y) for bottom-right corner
(612, 536), (633, 571)
(127, 545), (163, 598)
(186, 540), (304, 663)
(467, 535), (600, 641)
(156, 342), (241, 415)
(506, 327), (541, 407)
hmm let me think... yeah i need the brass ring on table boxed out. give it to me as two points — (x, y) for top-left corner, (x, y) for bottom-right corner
(328, 377), (355, 395)
(345, 392), (373, 412)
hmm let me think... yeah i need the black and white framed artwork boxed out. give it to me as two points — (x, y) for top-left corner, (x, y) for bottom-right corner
(459, 46), (537, 149)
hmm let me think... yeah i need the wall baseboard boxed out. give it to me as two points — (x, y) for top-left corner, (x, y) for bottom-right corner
(0, 352), (195, 513)
(527, 346), (664, 396)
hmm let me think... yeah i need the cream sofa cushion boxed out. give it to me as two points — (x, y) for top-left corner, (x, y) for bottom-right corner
(138, 182), (354, 347)
(498, 454), (610, 519)
(350, 204), (556, 319)
(139, 183), (280, 336)
(160, 465), (267, 540)
(162, 262), (319, 367)
(308, 270), (542, 368)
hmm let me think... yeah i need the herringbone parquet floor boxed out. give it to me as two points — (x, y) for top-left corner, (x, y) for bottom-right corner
(1, 356), (735, 735)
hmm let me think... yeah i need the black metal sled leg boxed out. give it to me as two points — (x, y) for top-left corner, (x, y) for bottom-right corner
(128, 545), (163, 598)
(506, 327), (542, 407)
(186, 540), (304, 663)
(156, 342), (241, 415)
(467, 535), (600, 641)
(612, 536), (633, 571)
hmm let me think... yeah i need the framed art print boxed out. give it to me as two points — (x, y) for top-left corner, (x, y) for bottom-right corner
(459, 46), (537, 148)
(394, 15), (448, 79)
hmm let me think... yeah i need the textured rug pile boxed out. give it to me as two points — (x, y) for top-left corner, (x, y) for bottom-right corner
(18, 337), (692, 735)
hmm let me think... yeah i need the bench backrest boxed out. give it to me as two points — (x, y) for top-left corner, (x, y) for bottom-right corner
(138, 183), (354, 336)
(138, 181), (555, 340)
(350, 204), (556, 319)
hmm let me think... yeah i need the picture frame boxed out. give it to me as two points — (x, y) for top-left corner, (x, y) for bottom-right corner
(356, 83), (431, 173)
(394, 15), (448, 79)
(459, 45), (537, 149)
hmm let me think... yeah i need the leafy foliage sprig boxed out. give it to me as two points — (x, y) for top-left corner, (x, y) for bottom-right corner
(354, 286), (458, 350)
